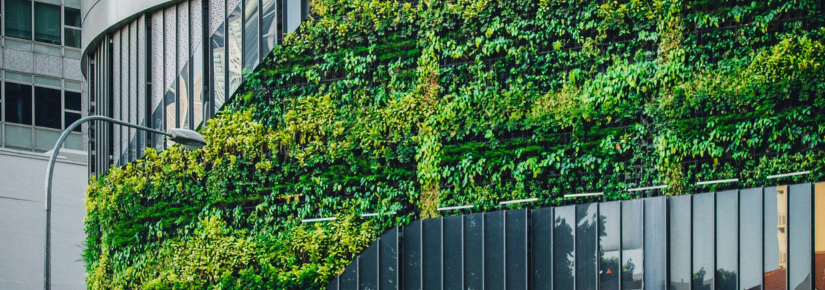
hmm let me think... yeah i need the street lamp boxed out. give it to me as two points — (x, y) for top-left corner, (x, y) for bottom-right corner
(43, 115), (206, 290)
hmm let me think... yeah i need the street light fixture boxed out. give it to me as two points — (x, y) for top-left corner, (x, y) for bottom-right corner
(43, 115), (206, 290)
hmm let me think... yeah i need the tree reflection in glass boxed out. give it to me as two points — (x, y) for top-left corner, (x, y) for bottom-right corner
(555, 206), (575, 290)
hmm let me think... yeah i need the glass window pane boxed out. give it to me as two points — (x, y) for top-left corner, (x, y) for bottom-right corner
(210, 23), (226, 113)
(34, 2), (61, 45)
(554, 206), (575, 290)
(740, 188), (763, 290)
(191, 44), (204, 128)
(505, 209), (527, 290)
(599, 202), (621, 290)
(227, 4), (243, 95)
(532, 208), (553, 290)
(669, 195), (691, 290)
(261, 0), (278, 55)
(34, 87), (62, 129)
(65, 91), (81, 111)
(179, 65), (190, 129)
(403, 220), (422, 290)
(34, 128), (59, 149)
(5, 83), (33, 125)
(622, 199), (643, 290)
(816, 183), (825, 290)
(359, 243), (378, 290)
(423, 218), (442, 290)
(244, 0), (260, 69)
(693, 193), (714, 290)
(485, 212), (505, 289)
(765, 186), (788, 290)
(64, 7), (80, 27)
(379, 228), (398, 290)
(645, 196), (668, 290)
(716, 190), (738, 290)
(577, 204), (598, 290)
(4, 124), (33, 147)
(64, 112), (81, 132)
(788, 184), (811, 290)
(65, 28), (81, 48)
(65, 133), (82, 150)
(444, 216), (462, 290)
(165, 80), (176, 148)
(5, 0), (32, 40)
(465, 213), (484, 290)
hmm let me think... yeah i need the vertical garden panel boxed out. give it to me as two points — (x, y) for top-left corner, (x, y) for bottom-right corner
(715, 190), (738, 290)
(622, 199), (643, 290)
(788, 183), (811, 290)
(485, 211), (505, 289)
(555, 205), (576, 290)
(422, 218), (442, 290)
(464, 213), (484, 290)
(443, 216), (463, 290)
(670, 195), (691, 290)
(600, 201), (621, 290)
(506, 209), (527, 290)
(644, 196), (667, 290)
(740, 188), (763, 290)
(532, 207), (553, 290)
(403, 220), (422, 290)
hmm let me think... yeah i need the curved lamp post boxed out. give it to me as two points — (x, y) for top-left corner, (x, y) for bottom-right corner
(43, 115), (206, 290)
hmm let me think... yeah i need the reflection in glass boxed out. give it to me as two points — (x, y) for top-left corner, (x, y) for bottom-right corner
(465, 213), (484, 290)
(485, 212), (505, 289)
(670, 195), (691, 290)
(165, 80), (176, 148)
(555, 206), (576, 290)
(716, 190), (738, 290)
(645, 196), (667, 290)
(532, 208), (553, 290)
(600, 202), (621, 290)
(227, 4), (243, 95)
(764, 186), (787, 290)
(5, 83), (33, 125)
(740, 188), (763, 290)
(693, 193), (714, 290)
(244, 0), (260, 69)
(179, 65), (190, 130)
(261, 0), (278, 55)
(622, 199), (643, 290)
(788, 184), (811, 290)
(577, 204), (597, 290)
(35, 87), (62, 129)
(816, 183), (825, 290)
(192, 44), (204, 128)
(210, 23), (226, 112)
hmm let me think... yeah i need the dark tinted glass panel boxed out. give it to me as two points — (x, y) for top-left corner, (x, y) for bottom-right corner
(243, 0), (260, 69)
(403, 221), (421, 290)
(34, 2), (61, 44)
(716, 190), (738, 290)
(5, 83), (33, 125)
(816, 183), (825, 290)
(788, 184), (811, 290)
(577, 204), (598, 290)
(693, 193), (714, 290)
(34, 87), (61, 129)
(485, 212), (505, 289)
(622, 199), (643, 290)
(6, 0), (32, 40)
(65, 91), (81, 111)
(670, 195), (691, 290)
(227, 3), (243, 94)
(645, 196), (668, 290)
(327, 277), (339, 290)
(465, 213), (483, 290)
(506, 209), (527, 290)
(379, 227), (398, 290)
(65, 28), (81, 48)
(555, 206), (576, 290)
(422, 218), (441, 290)
(600, 202), (621, 290)
(740, 188), (763, 290)
(210, 23), (226, 112)
(64, 112), (81, 132)
(64, 7), (81, 26)
(532, 208), (553, 290)
(261, 0), (278, 55)
(444, 216), (462, 290)
(359, 244), (378, 290)
(764, 186), (787, 290)
(340, 260), (358, 290)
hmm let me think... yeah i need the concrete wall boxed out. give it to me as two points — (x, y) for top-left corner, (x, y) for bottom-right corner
(0, 149), (87, 290)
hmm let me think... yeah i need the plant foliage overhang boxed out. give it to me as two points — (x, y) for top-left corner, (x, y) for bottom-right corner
(84, 0), (825, 288)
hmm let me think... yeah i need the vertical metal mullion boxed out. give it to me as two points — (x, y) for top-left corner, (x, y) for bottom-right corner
(189, 3), (195, 129)
(503, 211), (507, 290)
(760, 187), (765, 289)
(223, 0), (229, 115)
(618, 202), (623, 290)
(596, 205), (600, 290)
(175, 6), (180, 130)
(462, 216), (466, 290)
(441, 217), (445, 290)
(482, 213), (486, 290)
(735, 190), (740, 290)
(573, 205), (577, 290)
(202, 0), (211, 121)
(712, 192), (716, 290)
(689, 194), (693, 290)
(161, 12), (167, 149)
(785, 186), (789, 290)
(377, 236), (381, 290)
(810, 183), (815, 290)
(551, 208), (554, 290)
(257, 0), (263, 65)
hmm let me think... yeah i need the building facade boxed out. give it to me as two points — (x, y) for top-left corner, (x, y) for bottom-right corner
(0, 0), (88, 289)
(80, 0), (307, 177)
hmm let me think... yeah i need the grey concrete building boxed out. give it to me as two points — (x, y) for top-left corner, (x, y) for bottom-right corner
(0, 0), (89, 289)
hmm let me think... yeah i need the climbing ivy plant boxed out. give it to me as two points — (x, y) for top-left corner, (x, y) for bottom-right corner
(85, 0), (825, 288)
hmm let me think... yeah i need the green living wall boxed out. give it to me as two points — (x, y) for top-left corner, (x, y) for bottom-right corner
(84, 0), (825, 288)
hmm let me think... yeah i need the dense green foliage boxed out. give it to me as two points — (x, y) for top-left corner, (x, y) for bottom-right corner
(85, 0), (825, 288)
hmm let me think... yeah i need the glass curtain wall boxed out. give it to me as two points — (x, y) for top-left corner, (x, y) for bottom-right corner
(716, 190), (738, 290)
(555, 206), (576, 290)
(693, 193), (714, 290)
(600, 202), (621, 290)
(670, 195), (692, 290)
(788, 184), (812, 290)
(227, 2), (243, 95)
(577, 204), (598, 290)
(622, 199), (643, 290)
(244, 0), (260, 69)
(765, 186), (787, 290)
(816, 183), (825, 290)
(740, 188), (763, 290)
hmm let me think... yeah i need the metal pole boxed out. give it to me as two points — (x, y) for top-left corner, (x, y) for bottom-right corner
(44, 115), (170, 290)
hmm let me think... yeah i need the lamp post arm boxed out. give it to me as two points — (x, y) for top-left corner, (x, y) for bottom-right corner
(43, 115), (171, 290)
